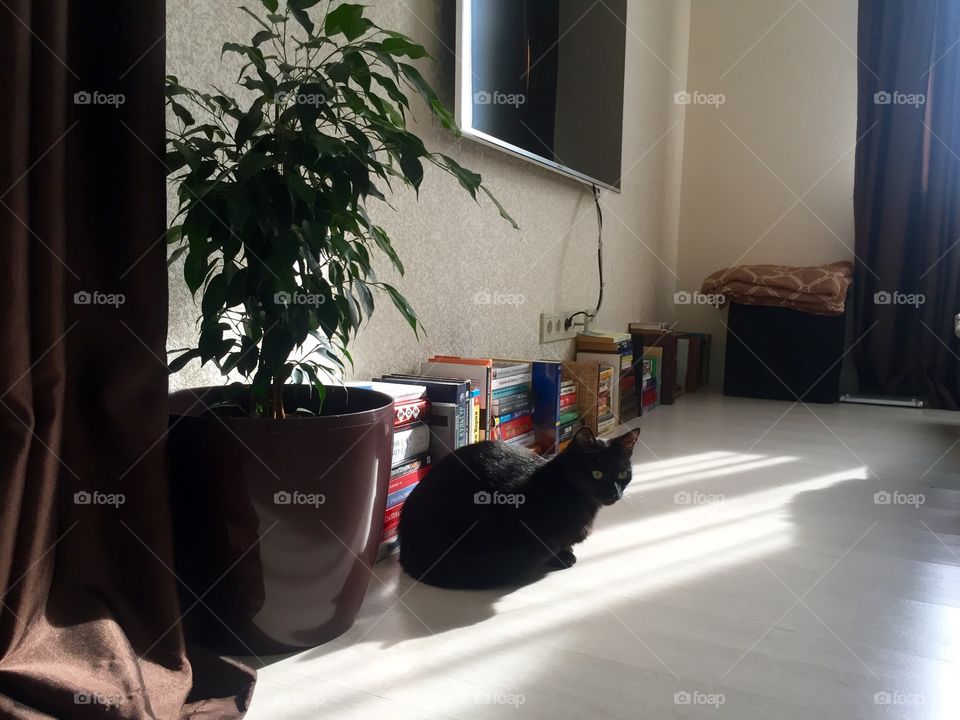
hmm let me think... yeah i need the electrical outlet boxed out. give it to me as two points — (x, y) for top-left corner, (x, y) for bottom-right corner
(539, 312), (582, 343)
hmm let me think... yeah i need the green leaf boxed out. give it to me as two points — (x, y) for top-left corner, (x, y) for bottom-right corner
(202, 273), (228, 319)
(482, 186), (520, 230)
(291, 8), (314, 34)
(380, 36), (428, 59)
(235, 104), (264, 146)
(324, 3), (370, 41)
(170, 100), (195, 126)
(259, 0), (278, 12)
(437, 153), (480, 199)
(251, 30), (279, 47)
(399, 153), (423, 191)
(399, 63), (457, 131)
(168, 245), (188, 267)
(382, 283), (420, 337)
(169, 348), (201, 373)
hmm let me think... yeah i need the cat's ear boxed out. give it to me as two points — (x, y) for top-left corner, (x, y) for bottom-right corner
(612, 428), (641, 455)
(571, 426), (598, 453)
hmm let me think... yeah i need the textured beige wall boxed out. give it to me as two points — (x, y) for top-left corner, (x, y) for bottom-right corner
(675, 0), (858, 384)
(166, 0), (691, 389)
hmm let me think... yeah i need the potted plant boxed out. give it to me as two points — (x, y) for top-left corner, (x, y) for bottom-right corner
(165, 0), (516, 653)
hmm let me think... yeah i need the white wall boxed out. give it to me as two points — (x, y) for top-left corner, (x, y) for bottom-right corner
(675, 0), (858, 384)
(166, 0), (691, 389)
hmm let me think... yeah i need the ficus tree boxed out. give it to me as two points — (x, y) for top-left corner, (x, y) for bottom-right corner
(165, 0), (517, 418)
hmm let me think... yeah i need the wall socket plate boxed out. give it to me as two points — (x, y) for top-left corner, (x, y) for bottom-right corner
(540, 312), (586, 343)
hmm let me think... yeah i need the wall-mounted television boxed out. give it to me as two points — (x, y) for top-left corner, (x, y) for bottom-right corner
(455, 0), (628, 192)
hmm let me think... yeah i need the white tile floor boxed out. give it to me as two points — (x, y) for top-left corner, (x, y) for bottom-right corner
(245, 393), (960, 719)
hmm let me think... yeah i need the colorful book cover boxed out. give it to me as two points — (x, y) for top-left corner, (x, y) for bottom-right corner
(394, 398), (431, 428)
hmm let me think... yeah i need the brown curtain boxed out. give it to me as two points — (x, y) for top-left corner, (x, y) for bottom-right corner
(854, 0), (960, 408)
(0, 2), (255, 718)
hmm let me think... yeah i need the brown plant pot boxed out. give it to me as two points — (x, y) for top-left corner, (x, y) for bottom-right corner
(167, 385), (394, 655)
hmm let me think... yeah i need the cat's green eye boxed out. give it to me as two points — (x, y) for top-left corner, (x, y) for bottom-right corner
(618, 471), (629, 480)
(591, 470), (603, 480)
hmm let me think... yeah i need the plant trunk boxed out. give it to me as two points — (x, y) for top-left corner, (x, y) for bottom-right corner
(271, 379), (286, 420)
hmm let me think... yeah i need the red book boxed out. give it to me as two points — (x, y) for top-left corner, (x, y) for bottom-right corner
(559, 393), (577, 409)
(394, 398), (431, 427)
(382, 504), (403, 541)
(499, 415), (534, 440)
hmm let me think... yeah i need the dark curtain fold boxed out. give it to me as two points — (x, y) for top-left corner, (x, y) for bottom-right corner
(854, 0), (960, 408)
(0, 2), (255, 717)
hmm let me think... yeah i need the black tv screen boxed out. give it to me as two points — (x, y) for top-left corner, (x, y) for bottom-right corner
(456, 0), (628, 191)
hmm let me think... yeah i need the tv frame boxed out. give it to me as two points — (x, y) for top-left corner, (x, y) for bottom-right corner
(454, 0), (625, 194)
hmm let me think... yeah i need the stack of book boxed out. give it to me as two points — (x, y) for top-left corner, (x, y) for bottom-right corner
(629, 323), (679, 405)
(557, 378), (582, 451)
(378, 374), (475, 458)
(596, 364), (616, 437)
(576, 331), (638, 425)
(347, 381), (432, 556)
(641, 347), (663, 413)
(490, 361), (535, 450)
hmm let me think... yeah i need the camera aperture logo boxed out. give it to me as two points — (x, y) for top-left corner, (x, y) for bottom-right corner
(74, 490), (125, 508)
(873, 290), (924, 308)
(474, 490), (525, 507)
(475, 692), (525, 708)
(74, 91), (125, 108)
(473, 289), (525, 307)
(874, 490), (925, 508)
(674, 490), (724, 506)
(74, 692), (124, 708)
(674, 290), (724, 307)
(874, 690), (924, 706)
(274, 490), (325, 508)
(674, 90), (725, 108)
(474, 90), (526, 108)
(275, 91), (327, 107)
(873, 91), (925, 108)
(275, 291), (326, 307)
(674, 691), (725, 708)
(74, 290), (125, 308)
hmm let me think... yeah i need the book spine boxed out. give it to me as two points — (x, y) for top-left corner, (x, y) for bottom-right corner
(492, 363), (528, 379)
(491, 372), (532, 390)
(390, 453), (430, 481)
(491, 382), (531, 400)
(472, 392), (481, 444)
(394, 398), (431, 427)
(505, 430), (535, 447)
(499, 416), (534, 440)
(392, 423), (429, 465)
(493, 407), (532, 424)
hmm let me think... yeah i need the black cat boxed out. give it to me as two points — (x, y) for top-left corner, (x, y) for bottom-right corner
(398, 427), (641, 589)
